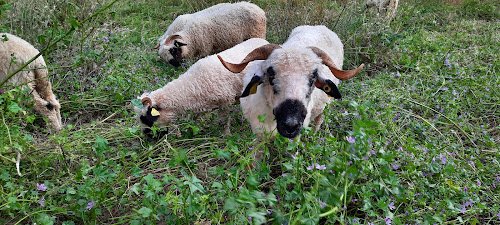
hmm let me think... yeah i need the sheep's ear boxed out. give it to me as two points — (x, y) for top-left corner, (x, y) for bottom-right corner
(314, 79), (342, 99)
(241, 75), (264, 97)
(174, 40), (187, 48)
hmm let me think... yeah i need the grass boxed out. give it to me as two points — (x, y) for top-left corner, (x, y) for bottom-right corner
(0, 0), (499, 224)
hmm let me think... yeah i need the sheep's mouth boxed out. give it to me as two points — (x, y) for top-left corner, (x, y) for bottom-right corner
(274, 99), (307, 138)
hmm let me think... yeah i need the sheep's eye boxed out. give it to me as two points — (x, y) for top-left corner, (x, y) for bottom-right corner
(267, 67), (276, 85)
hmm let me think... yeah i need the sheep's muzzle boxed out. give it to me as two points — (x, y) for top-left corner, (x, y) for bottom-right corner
(274, 99), (307, 138)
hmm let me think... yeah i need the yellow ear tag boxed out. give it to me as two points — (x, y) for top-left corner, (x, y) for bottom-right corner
(151, 108), (160, 116)
(249, 83), (259, 95)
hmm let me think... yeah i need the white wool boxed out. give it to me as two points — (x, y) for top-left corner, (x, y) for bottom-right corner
(0, 33), (62, 131)
(157, 2), (266, 66)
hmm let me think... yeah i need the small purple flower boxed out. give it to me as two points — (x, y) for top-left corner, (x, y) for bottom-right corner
(39, 196), (45, 207)
(306, 165), (314, 170)
(319, 200), (327, 208)
(405, 211), (409, 215)
(385, 217), (392, 225)
(396, 72), (401, 78)
(346, 136), (355, 144)
(461, 206), (466, 214)
(389, 202), (395, 210)
(497, 212), (500, 220)
(106, 86), (111, 91)
(248, 217), (252, 222)
(267, 210), (272, 215)
(0, 90), (4, 94)
(369, 150), (376, 156)
(353, 219), (358, 223)
(441, 87), (449, 91)
(103, 37), (109, 42)
(291, 154), (296, 160)
(36, 183), (47, 191)
(441, 155), (446, 165)
(315, 164), (326, 170)
(464, 187), (468, 192)
(392, 164), (399, 170)
(452, 90), (457, 95)
(86, 200), (95, 210)
(282, 173), (287, 177)
(477, 181), (481, 186)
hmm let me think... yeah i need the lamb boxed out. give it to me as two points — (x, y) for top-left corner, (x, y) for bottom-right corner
(154, 3), (230, 50)
(134, 38), (270, 132)
(218, 25), (364, 140)
(365, 0), (399, 19)
(155, 2), (266, 67)
(0, 33), (62, 131)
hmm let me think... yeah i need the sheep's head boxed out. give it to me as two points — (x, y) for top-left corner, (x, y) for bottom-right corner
(218, 44), (364, 138)
(35, 94), (62, 132)
(155, 34), (187, 67)
(134, 95), (176, 129)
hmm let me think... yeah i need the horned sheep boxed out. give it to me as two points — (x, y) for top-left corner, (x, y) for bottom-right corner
(218, 25), (364, 140)
(0, 33), (62, 131)
(155, 2), (266, 67)
(135, 38), (270, 132)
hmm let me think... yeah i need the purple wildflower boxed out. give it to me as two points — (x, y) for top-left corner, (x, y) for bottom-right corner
(389, 202), (395, 210)
(346, 136), (355, 144)
(248, 217), (252, 222)
(461, 206), (466, 214)
(405, 211), (409, 215)
(291, 154), (296, 160)
(319, 200), (327, 208)
(477, 181), (481, 186)
(36, 183), (47, 191)
(369, 150), (376, 156)
(497, 212), (500, 220)
(306, 165), (314, 170)
(441, 155), (446, 165)
(392, 164), (399, 170)
(86, 200), (95, 210)
(315, 164), (326, 170)
(396, 72), (401, 78)
(39, 196), (45, 207)
(444, 58), (451, 68)
(267, 210), (272, 215)
(103, 37), (109, 42)
(452, 90), (457, 95)
(385, 218), (392, 225)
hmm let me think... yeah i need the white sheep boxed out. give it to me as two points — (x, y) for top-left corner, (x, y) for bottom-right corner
(365, 0), (399, 19)
(0, 33), (62, 131)
(134, 38), (270, 132)
(218, 25), (364, 140)
(156, 2), (266, 67)
(154, 3), (230, 50)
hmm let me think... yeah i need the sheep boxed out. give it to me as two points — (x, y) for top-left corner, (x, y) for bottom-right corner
(218, 25), (364, 140)
(134, 38), (270, 133)
(0, 33), (62, 131)
(156, 2), (266, 67)
(154, 3), (230, 50)
(365, 0), (399, 19)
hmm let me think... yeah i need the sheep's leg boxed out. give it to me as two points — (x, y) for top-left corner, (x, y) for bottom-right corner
(312, 114), (324, 133)
(224, 113), (231, 135)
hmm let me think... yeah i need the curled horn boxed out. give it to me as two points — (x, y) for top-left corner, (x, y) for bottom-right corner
(142, 97), (152, 106)
(309, 47), (364, 80)
(164, 34), (182, 46)
(218, 44), (282, 73)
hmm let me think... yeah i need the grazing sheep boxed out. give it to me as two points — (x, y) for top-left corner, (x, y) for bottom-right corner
(0, 33), (62, 131)
(156, 2), (266, 67)
(365, 0), (399, 19)
(218, 25), (364, 140)
(135, 38), (270, 132)
(154, 3), (230, 50)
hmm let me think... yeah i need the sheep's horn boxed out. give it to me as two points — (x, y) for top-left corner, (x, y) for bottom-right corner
(164, 34), (181, 46)
(309, 46), (364, 80)
(153, 43), (160, 49)
(218, 44), (282, 73)
(142, 97), (152, 106)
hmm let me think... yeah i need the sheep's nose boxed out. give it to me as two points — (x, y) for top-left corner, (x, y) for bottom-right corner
(283, 119), (300, 134)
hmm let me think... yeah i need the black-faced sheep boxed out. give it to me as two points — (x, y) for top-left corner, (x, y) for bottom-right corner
(0, 33), (62, 131)
(155, 2), (266, 67)
(135, 38), (270, 132)
(155, 3), (230, 51)
(218, 25), (364, 139)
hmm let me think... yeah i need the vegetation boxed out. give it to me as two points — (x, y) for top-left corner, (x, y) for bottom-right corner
(0, 0), (498, 224)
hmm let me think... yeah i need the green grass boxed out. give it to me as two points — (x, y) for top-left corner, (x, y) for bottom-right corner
(0, 0), (499, 224)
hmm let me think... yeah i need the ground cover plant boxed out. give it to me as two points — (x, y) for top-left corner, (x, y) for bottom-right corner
(0, 0), (498, 224)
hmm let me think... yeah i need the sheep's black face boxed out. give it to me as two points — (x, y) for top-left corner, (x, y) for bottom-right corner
(274, 99), (307, 138)
(140, 106), (160, 127)
(168, 47), (182, 67)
